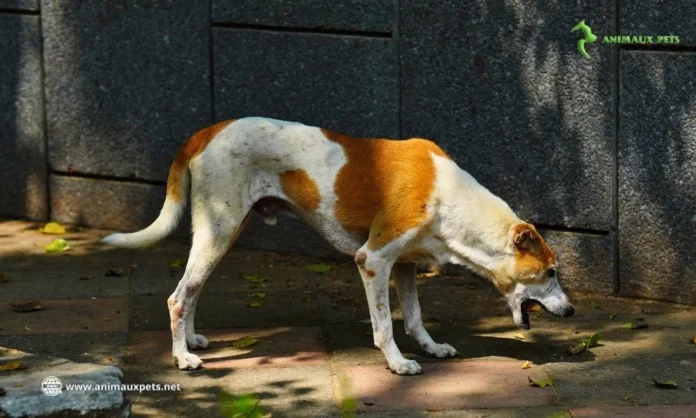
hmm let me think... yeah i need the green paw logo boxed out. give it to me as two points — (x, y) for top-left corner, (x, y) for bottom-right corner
(571, 20), (597, 59)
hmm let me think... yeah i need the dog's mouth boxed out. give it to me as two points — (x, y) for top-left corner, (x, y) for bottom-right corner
(518, 299), (546, 330)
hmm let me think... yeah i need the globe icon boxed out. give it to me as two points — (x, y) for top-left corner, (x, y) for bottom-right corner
(41, 376), (62, 396)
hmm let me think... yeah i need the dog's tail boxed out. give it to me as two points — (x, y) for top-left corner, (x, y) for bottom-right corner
(101, 120), (233, 248)
(101, 162), (189, 248)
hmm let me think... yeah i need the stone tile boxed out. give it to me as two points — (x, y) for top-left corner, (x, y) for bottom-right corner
(401, 1), (615, 230)
(428, 408), (570, 418)
(0, 332), (127, 366)
(0, 14), (46, 220)
(213, 0), (393, 33)
(0, 0), (38, 10)
(213, 29), (396, 138)
(570, 405), (696, 418)
(336, 361), (559, 412)
(539, 230), (615, 296)
(545, 352), (696, 407)
(126, 366), (338, 417)
(618, 52), (696, 303)
(621, 2), (696, 46)
(0, 242), (132, 300)
(50, 175), (166, 230)
(42, 0), (212, 181)
(131, 244), (321, 295)
(125, 327), (327, 371)
(0, 297), (128, 335)
(130, 291), (317, 330)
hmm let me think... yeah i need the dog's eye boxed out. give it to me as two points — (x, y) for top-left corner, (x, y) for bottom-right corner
(547, 268), (556, 278)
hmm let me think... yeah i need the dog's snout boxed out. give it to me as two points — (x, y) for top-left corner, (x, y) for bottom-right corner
(562, 306), (575, 318)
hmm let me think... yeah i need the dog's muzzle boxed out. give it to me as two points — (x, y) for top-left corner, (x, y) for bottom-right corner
(510, 277), (574, 330)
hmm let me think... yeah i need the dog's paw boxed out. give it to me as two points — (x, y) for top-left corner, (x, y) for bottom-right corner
(174, 352), (203, 370)
(389, 358), (423, 375)
(186, 334), (209, 350)
(425, 342), (459, 359)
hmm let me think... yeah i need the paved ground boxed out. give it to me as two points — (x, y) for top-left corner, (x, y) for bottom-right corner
(1, 219), (695, 417)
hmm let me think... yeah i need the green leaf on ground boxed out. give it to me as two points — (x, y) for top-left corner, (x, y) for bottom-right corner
(567, 333), (601, 355)
(609, 314), (616, 320)
(247, 300), (264, 308)
(528, 377), (553, 387)
(232, 337), (258, 348)
(40, 222), (66, 234)
(170, 259), (183, 269)
(306, 264), (333, 273)
(44, 238), (70, 253)
(339, 375), (357, 418)
(620, 318), (648, 329)
(219, 392), (268, 418)
(623, 395), (631, 401)
(249, 293), (266, 299)
(590, 300), (600, 309)
(10, 300), (42, 313)
(652, 379), (678, 389)
(240, 274), (266, 284)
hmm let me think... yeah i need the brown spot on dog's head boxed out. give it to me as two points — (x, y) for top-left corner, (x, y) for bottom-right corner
(508, 223), (555, 282)
(279, 169), (321, 211)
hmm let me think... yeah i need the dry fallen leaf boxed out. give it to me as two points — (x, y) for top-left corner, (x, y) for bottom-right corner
(40, 222), (66, 234)
(609, 314), (616, 320)
(419, 271), (440, 278)
(0, 273), (8, 284)
(248, 300), (264, 308)
(11, 300), (42, 313)
(513, 332), (526, 341)
(105, 268), (124, 277)
(24, 326), (33, 331)
(45, 238), (70, 253)
(528, 377), (553, 387)
(80, 276), (95, 281)
(521, 361), (531, 369)
(689, 336), (696, 344)
(0, 361), (24, 372)
(232, 336), (258, 348)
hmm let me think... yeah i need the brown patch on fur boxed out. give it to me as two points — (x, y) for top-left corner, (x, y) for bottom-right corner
(167, 119), (235, 201)
(322, 129), (450, 250)
(280, 169), (321, 211)
(366, 269), (376, 278)
(169, 303), (183, 331)
(510, 223), (555, 281)
(355, 252), (367, 266)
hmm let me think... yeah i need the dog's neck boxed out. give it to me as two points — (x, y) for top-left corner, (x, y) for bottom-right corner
(431, 154), (521, 280)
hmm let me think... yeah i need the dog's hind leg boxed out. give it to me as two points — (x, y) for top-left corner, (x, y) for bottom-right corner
(392, 263), (458, 358)
(168, 188), (250, 370)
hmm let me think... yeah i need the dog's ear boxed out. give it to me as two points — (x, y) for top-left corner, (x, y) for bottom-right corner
(509, 223), (539, 251)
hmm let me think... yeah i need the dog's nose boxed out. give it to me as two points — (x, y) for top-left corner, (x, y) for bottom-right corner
(562, 306), (575, 318)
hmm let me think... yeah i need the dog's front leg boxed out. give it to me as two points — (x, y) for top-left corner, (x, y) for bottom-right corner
(355, 250), (423, 375)
(392, 263), (458, 358)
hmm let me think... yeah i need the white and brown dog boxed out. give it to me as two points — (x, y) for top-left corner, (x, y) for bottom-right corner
(102, 117), (574, 375)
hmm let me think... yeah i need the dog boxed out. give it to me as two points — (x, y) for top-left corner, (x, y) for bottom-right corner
(102, 117), (575, 375)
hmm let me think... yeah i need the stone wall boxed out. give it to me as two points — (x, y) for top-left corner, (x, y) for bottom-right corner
(1, 1), (694, 303)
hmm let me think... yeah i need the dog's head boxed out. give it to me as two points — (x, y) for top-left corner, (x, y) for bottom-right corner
(494, 223), (574, 330)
